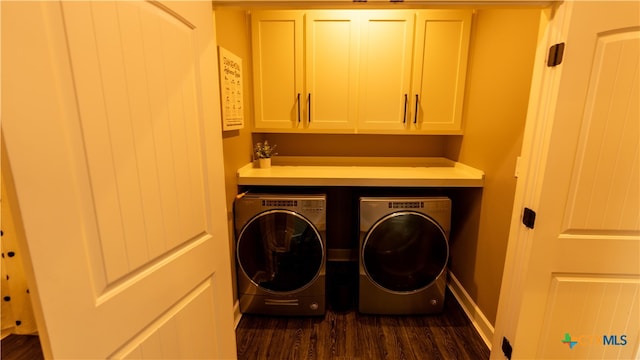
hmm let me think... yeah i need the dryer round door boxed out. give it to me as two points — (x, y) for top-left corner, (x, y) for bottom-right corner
(237, 209), (324, 294)
(362, 211), (448, 293)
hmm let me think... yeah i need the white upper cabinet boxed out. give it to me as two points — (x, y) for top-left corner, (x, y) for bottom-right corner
(305, 11), (360, 130)
(252, 10), (360, 132)
(251, 11), (304, 129)
(251, 9), (473, 134)
(357, 10), (415, 132)
(410, 10), (472, 134)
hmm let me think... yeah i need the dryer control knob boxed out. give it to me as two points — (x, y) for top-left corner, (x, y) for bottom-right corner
(310, 302), (319, 310)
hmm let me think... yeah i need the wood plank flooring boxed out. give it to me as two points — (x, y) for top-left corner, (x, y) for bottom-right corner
(1, 291), (488, 360)
(235, 289), (490, 360)
(1, 334), (43, 360)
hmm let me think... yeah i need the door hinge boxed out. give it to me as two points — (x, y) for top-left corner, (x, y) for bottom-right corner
(547, 42), (565, 67)
(502, 337), (513, 360)
(523, 207), (536, 229)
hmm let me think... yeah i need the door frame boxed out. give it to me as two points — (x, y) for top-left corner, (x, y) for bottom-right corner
(490, 1), (567, 357)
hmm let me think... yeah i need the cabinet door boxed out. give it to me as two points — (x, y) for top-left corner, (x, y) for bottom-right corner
(358, 11), (415, 131)
(251, 11), (304, 130)
(410, 10), (472, 133)
(305, 11), (360, 131)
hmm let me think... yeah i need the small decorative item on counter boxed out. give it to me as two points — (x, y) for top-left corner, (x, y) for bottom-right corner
(254, 140), (277, 168)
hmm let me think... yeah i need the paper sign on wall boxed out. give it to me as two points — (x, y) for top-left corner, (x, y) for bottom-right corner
(218, 47), (244, 131)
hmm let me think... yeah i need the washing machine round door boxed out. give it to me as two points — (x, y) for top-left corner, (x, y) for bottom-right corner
(237, 210), (324, 294)
(362, 211), (448, 293)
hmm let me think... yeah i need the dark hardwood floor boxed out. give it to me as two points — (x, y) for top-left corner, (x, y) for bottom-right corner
(235, 289), (490, 360)
(1, 290), (488, 360)
(1, 334), (44, 360)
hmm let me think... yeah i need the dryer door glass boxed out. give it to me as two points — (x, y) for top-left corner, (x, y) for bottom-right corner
(363, 212), (448, 292)
(237, 210), (323, 293)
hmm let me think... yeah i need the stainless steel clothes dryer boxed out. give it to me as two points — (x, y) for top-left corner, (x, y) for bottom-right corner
(235, 194), (326, 316)
(359, 197), (451, 314)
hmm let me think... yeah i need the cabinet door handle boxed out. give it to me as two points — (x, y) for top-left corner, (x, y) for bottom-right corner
(308, 93), (312, 123)
(403, 94), (408, 124)
(297, 93), (301, 124)
(414, 94), (419, 124)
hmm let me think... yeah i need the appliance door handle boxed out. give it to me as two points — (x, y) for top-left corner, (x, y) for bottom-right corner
(414, 94), (419, 124)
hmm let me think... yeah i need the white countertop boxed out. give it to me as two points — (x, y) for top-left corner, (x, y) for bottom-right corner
(237, 157), (484, 187)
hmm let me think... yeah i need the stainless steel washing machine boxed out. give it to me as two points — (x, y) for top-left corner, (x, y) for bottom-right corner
(235, 194), (326, 316)
(359, 197), (451, 314)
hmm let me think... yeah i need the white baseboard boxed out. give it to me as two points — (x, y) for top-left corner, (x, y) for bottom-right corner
(447, 272), (494, 350)
(233, 299), (242, 329)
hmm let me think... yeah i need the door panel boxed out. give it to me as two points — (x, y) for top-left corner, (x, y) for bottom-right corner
(113, 278), (221, 359)
(1, 1), (236, 358)
(63, 1), (208, 284)
(562, 29), (639, 232)
(492, 2), (639, 359)
(534, 20), (640, 358)
(537, 275), (639, 359)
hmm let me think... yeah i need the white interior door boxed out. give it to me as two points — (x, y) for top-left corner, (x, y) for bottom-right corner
(492, 1), (639, 359)
(1, 1), (236, 358)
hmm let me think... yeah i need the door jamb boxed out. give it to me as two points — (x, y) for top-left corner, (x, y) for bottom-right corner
(490, 1), (570, 357)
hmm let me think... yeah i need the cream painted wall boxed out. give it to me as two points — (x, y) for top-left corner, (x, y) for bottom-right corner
(215, 8), (255, 300)
(445, 8), (541, 325)
(254, 133), (449, 157)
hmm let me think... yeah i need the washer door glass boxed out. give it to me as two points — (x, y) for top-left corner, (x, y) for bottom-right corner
(237, 210), (323, 293)
(363, 211), (448, 293)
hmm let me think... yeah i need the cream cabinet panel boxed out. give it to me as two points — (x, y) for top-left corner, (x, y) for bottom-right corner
(250, 9), (472, 134)
(410, 10), (472, 134)
(251, 11), (304, 130)
(306, 11), (360, 130)
(358, 11), (415, 131)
